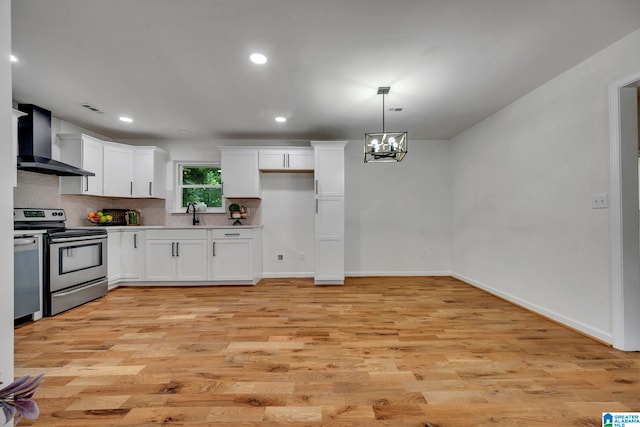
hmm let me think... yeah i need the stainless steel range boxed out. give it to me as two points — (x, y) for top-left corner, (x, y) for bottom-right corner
(14, 208), (108, 316)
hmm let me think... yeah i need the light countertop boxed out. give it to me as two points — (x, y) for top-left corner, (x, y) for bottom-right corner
(86, 225), (263, 231)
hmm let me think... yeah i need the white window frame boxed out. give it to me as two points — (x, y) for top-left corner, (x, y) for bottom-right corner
(175, 161), (224, 213)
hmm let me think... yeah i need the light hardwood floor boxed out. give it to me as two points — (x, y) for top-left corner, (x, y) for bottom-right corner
(14, 277), (640, 426)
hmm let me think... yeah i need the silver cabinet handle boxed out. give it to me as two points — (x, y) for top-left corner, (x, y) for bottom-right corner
(315, 179), (318, 194)
(130, 181), (133, 196)
(224, 233), (240, 237)
(149, 181), (152, 196)
(85, 176), (89, 192)
(283, 153), (286, 168)
(315, 198), (318, 213)
(212, 241), (216, 257)
(176, 242), (180, 257)
(133, 233), (137, 249)
(221, 181), (224, 196)
(171, 242), (175, 257)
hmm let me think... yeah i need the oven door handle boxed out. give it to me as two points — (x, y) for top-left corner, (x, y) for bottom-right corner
(49, 235), (106, 244)
(14, 238), (37, 246)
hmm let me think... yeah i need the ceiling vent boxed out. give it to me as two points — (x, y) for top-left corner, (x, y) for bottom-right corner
(81, 103), (104, 114)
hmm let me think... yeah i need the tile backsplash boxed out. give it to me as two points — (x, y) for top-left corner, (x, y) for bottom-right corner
(14, 171), (261, 227)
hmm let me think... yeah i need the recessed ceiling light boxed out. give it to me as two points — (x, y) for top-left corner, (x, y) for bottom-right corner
(275, 116), (286, 123)
(10, 55), (17, 62)
(249, 53), (267, 65)
(119, 116), (133, 123)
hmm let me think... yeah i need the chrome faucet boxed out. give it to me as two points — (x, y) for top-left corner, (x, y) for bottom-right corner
(186, 203), (200, 226)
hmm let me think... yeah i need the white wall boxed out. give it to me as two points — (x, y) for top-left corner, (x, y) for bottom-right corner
(117, 138), (453, 277)
(450, 28), (640, 343)
(261, 172), (315, 276)
(0, 0), (13, 417)
(345, 139), (452, 275)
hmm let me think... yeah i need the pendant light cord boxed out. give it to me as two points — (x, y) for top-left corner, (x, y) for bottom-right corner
(381, 93), (385, 133)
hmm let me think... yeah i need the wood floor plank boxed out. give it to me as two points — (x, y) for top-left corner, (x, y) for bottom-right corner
(13, 276), (640, 426)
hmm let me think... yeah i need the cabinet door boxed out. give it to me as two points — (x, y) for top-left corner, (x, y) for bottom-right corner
(175, 240), (208, 281)
(287, 150), (314, 170)
(83, 137), (104, 195)
(316, 197), (344, 237)
(315, 197), (345, 284)
(221, 150), (260, 198)
(12, 109), (26, 187)
(314, 147), (344, 196)
(259, 150), (287, 170)
(59, 134), (104, 196)
(145, 240), (176, 281)
(103, 144), (134, 197)
(107, 231), (121, 285)
(133, 149), (154, 197)
(315, 239), (344, 282)
(121, 231), (144, 281)
(210, 239), (252, 281)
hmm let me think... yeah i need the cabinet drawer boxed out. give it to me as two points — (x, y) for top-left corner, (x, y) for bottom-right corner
(209, 229), (253, 239)
(146, 229), (207, 240)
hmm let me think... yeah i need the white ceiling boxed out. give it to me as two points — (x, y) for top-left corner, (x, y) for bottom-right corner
(11, 0), (640, 141)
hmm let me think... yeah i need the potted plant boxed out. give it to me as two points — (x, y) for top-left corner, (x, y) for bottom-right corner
(228, 203), (241, 219)
(0, 373), (44, 425)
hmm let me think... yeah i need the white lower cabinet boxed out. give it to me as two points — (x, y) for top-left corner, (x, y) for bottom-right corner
(145, 230), (208, 282)
(107, 228), (261, 285)
(209, 229), (253, 281)
(107, 230), (122, 286)
(121, 230), (145, 281)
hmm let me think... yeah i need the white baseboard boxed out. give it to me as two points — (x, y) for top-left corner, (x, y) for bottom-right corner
(345, 270), (451, 277)
(261, 272), (314, 279)
(451, 272), (613, 344)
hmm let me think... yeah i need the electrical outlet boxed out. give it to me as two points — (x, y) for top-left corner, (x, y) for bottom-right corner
(277, 253), (284, 262)
(298, 251), (306, 260)
(591, 194), (609, 209)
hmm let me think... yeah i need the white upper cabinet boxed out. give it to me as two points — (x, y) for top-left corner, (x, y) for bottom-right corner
(133, 147), (167, 198)
(12, 109), (27, 187)
(103, 143), (135, 197)
(102, 144), (167, 198)
(313, 142), (345, 197)
(259, 148), (314, 171)
(220, 148), (261, 198)
(59, 134), (104, 196)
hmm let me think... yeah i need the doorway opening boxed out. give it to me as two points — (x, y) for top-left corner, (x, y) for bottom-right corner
(609, 75), (640, 351)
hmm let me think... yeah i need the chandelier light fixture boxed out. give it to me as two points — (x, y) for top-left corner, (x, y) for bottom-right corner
(364, 86), (407, 163)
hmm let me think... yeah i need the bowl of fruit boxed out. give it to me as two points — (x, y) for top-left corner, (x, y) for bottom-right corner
(87, 211), (113, 225)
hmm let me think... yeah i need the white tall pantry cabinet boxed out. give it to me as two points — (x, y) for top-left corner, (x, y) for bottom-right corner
(311, 141), (348, 285)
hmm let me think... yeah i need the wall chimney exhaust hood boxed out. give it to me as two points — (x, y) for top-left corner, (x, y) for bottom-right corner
(17, 104), (95, 177)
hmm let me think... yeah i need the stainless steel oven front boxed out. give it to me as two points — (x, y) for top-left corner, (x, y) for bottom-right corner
(48, 234), (107, 292)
